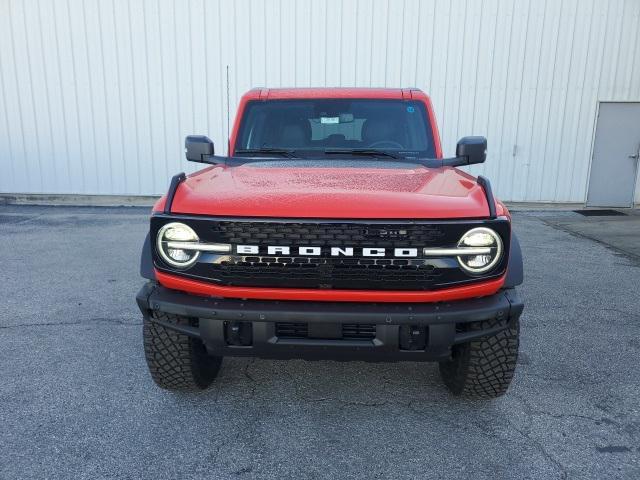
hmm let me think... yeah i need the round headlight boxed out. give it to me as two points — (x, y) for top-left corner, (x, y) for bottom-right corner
(156, 222), (200, 268)
(456, 227), (503, 274)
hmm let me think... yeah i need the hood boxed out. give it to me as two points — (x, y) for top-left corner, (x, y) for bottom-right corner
(165, 160), (495, 219)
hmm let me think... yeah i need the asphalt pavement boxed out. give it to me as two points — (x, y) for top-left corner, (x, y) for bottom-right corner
(540, 208), (640, 259)
(1, 205), (639, 479)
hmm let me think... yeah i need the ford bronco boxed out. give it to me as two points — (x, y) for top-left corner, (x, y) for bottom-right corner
(136, 88), (524, 398)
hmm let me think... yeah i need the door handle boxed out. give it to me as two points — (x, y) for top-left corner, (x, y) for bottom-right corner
(630, 153), (640, 160)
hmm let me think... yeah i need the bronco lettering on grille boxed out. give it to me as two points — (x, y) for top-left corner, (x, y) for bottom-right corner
(236, 245), (419, 257)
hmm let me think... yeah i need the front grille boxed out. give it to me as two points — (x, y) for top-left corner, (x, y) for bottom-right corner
(212, 221), (446, 247)
(151, 216), (511, 291)
(211, 256), (442, 290)
(208, 221), (449, 290)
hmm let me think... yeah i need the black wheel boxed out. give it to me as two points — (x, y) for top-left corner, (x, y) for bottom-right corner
(143, 312), (222, 391)
(439, 318), (519, 399)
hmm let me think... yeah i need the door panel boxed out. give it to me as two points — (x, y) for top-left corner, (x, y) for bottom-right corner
(587, 103), (640, 207)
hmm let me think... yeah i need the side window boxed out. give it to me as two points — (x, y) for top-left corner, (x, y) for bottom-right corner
(245, 111), (268, 149)
(238, 107), (260, 149)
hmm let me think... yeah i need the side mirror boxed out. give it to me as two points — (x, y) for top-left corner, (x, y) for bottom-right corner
(185, 135), (214, 162)
(455, 136), (487, 165)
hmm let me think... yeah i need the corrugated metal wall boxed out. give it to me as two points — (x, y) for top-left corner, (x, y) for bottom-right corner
(1, 0), (639, 202)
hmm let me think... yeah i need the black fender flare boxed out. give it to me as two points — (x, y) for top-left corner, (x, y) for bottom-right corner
(140, 232), (156, 280)
(504, 232), (523, 287)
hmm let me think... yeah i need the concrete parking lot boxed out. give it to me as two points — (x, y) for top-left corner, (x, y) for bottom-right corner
(1, 205), (639, 479)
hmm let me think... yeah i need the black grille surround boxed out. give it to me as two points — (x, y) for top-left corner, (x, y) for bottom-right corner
(151, 215), (511, 291)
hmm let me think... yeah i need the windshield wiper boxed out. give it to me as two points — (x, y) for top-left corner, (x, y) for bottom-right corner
(323, 148), (400, 159)
(235, 148), (298, 158)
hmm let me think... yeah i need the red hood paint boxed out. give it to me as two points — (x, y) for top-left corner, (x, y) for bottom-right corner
(156, 164), (502, 219)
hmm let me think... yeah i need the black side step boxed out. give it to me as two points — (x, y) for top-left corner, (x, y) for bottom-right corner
(164, 172), (186, 214)
(477, 175), (496, 219)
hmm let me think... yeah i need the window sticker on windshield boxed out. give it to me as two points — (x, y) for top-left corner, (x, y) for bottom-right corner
(320, 117), (340, 124)
(406, 106), (415, 113)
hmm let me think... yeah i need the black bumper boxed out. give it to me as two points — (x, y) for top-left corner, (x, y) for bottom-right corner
(136, 283), (524, 362)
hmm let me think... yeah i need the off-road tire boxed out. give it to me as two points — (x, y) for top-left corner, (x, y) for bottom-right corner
(439, 318), (519, 399)
(143, 312), (222, 391)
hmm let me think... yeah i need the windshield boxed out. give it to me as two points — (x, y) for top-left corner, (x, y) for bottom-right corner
(234, 99), (436, 158)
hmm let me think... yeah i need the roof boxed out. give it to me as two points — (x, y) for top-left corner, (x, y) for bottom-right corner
(242, 87), (428, 101)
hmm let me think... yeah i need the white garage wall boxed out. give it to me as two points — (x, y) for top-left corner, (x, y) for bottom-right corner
(0, 0), (639, 202)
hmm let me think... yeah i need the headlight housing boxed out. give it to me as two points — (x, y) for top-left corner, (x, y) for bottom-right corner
(156, 222), (200, 268)
(456, 227), (503, 274)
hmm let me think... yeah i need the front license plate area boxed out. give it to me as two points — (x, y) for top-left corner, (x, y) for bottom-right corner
(308, 323), (342, 339)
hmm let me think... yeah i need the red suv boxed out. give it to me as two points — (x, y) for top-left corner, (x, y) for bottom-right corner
(136, 88), (524, 398)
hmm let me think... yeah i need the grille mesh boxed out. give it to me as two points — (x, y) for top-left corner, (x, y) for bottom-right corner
(207, 221), (448, 290)
(211, 256), (441, 289)
(212, 221), (446, 247)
